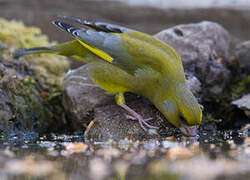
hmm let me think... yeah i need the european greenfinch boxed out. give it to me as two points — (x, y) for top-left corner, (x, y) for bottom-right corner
(13, 16), (202, 136)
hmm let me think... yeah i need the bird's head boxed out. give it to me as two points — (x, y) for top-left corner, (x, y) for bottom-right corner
(156, 83), (202, 136)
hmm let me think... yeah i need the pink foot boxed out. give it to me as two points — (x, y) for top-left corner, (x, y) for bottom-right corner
(120, 104), (158, 131)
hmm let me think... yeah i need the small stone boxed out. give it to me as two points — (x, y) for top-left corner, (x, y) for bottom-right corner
(62, 143), (88, 155)
(166, 146), (193, 160)
(232, 94), (250, 118)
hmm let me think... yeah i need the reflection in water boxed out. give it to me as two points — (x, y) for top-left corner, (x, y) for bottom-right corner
(0, 130), (249, 180)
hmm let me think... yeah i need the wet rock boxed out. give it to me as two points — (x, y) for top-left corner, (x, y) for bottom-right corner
(233, 41), (250, 74)
(232, 94), (250, 118)
(63, 65), (161, 138)
(155, 21), (231, 97)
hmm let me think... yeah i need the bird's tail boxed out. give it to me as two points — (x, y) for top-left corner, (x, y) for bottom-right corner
(12, 40), (91, 62)
(13, 46), (58, 58)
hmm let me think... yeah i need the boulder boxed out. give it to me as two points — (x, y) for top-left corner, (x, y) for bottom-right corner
(155, 21), (231, 97)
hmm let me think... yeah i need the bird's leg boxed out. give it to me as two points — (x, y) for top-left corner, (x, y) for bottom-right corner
(115, 93), (158, 131)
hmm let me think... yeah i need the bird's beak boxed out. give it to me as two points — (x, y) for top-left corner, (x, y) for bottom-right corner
(179, 124), (198, 137)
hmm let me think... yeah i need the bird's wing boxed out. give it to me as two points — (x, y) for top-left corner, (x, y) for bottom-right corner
(53, 16), (183, 76)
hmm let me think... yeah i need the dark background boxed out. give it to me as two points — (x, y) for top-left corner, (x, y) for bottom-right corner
(1, 0), (250, 43)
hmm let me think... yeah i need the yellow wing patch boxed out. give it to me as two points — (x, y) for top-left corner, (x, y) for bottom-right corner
(76, 39), (113, 63)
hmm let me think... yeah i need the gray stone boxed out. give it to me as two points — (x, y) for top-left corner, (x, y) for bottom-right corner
(62, 65), (113, 129)
(232, 94), (250, 118)
(155, 21), (231, 96)
(233, 41), (250, 74)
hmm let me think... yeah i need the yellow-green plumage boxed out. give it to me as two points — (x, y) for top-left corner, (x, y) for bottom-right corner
(13, 16), (202, 136)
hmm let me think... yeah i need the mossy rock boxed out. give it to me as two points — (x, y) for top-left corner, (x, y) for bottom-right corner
(0, 18), (71, 140)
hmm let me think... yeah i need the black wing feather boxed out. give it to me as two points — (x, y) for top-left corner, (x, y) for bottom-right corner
(52, 21), (82, 37)
(57, 15), (125, 33)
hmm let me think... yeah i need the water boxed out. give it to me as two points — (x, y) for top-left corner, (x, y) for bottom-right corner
(0, 130), (249, 180)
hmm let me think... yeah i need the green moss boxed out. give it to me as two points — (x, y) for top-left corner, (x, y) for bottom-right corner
(202, 73), (250, 129)
(0, 18), (69, 87)
(231, 75), (250, 99)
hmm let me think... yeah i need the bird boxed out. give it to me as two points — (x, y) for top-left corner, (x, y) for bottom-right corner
(13, 15), (202, 136)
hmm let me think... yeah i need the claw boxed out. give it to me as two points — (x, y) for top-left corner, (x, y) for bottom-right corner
(140, 117), (158, 129)
(125, 114), (137, 120)
(144, 118), (153, 121)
